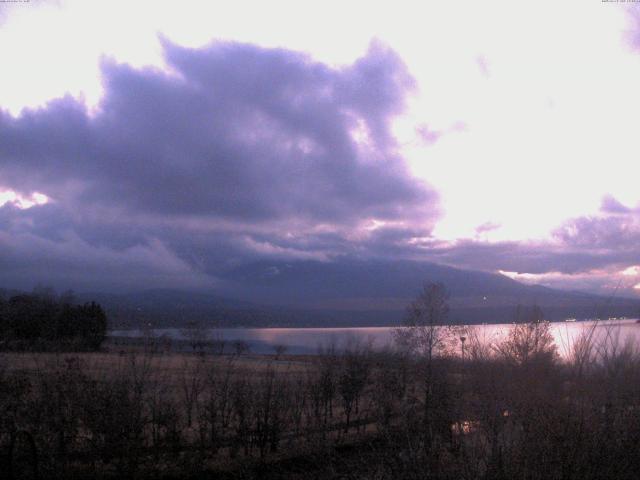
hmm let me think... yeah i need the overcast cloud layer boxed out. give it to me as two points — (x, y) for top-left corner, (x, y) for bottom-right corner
(0, 40), (439, 291)
(1, 37), (640, 297)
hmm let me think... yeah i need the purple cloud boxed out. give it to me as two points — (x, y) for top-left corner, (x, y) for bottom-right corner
(475, 55), (490, 77)
(1, 39), (638, 298)
(625, 5), (640, 51)
(0, 40), (441, 291)
(415, 124), (441, 145)
(0, 40), (434, 223)
(475, 221), (501, 235)
(601, 194), (632, 214)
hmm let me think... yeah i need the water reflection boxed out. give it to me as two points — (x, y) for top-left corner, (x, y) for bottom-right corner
(110, 319), (640, 356)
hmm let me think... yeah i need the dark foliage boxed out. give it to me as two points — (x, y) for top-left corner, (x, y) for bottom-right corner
(0, 289), (107, 351)
(2, 287), (640, 479)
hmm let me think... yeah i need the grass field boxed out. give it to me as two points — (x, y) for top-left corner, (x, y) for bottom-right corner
(4, 322), (640, 479)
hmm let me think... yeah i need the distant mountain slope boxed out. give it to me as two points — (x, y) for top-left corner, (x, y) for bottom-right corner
(217, 259), (636, 309)
(87, 259), (640, 328)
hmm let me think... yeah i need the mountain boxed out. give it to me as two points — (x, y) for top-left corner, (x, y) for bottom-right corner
(85, 259), (640, 328)
(217, 259), (578, 308)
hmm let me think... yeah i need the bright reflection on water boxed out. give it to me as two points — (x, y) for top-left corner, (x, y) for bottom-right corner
(110, 319), (640, 356)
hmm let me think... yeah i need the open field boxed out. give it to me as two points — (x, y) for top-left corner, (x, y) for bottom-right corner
(1, 346), (402, 479)
(4, 323), (640, 479)
(1, 351), (314, 377)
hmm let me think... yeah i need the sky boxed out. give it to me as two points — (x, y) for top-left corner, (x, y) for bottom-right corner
(0, 0), (640, 297)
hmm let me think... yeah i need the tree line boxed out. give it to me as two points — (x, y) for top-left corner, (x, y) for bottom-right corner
(2, 322), (639, 479)
(2, 283), (640, 478)
(0, 288), (107, 351)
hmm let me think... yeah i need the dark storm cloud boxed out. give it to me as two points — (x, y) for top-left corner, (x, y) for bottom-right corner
(0, 40), (435, 224)
(5, 190), (638, 294)
(0, 40), (441, 290)
(2, 39), (638, 295)
(0, 205), (214, 292)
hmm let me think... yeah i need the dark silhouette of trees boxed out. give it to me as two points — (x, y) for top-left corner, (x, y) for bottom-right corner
(4, 317), (640, 479)
(337, 339), (371, 433)
(0, 289), (107, 351)
(394, 282), (459, 449)
(181, 320), (210, 353)
(394, 282), (452, 360)
(495, 304), (557, 366)
(232, 340), (250, 356)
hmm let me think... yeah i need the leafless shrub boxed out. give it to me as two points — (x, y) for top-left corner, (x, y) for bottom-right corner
(369, 349), (410, 433)
(337, 340), (371, 433)
(179, 356), (205, 428)
(393, 282), (451, 361)
(232, 340), (250, 356)
(273, 344), (288, 359)
(198, 358), (235, 453)
(253, 364), (291, 457)
(229, 372), (253, 457)
(464, 326), (496, 362)
(4, 312), (640, 479)
(82, 375), (146, 475)
(181, 321), (210, 353)
(494, 307), (558, 367)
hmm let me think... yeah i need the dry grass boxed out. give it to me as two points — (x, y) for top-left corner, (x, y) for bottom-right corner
(1, 351), (313, 376)
(3, 323), (640, 479)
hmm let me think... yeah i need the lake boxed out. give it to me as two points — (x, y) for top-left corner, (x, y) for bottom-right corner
(109, 318), (640, 356)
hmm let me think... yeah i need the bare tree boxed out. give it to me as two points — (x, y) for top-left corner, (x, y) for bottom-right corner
(393, 282), (456, 448)
(337, 340), (371, 433)
(232, 340), (250, 356)
(495, 305), (557, 366)
(199, 358), (235, 453)
(210, 330), (226, 355)
(394, 282), (452, 361)
(181, 321), (210, 353)
(180, 357), (205, 428)
(273, 344), (288, 360)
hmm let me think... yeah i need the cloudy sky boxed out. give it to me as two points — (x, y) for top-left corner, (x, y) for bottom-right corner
(1, 0), (639, 297)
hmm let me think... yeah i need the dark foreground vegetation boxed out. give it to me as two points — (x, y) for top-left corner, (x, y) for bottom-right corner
(2, 320), (640, 479)
(0, 289), (107, 351)
(2, 283), (640, 479)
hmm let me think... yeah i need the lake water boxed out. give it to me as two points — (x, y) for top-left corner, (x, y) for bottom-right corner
(110, 318), (640, 356)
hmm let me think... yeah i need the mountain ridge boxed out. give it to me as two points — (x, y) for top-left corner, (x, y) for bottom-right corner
(72, 259), (640, 328)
